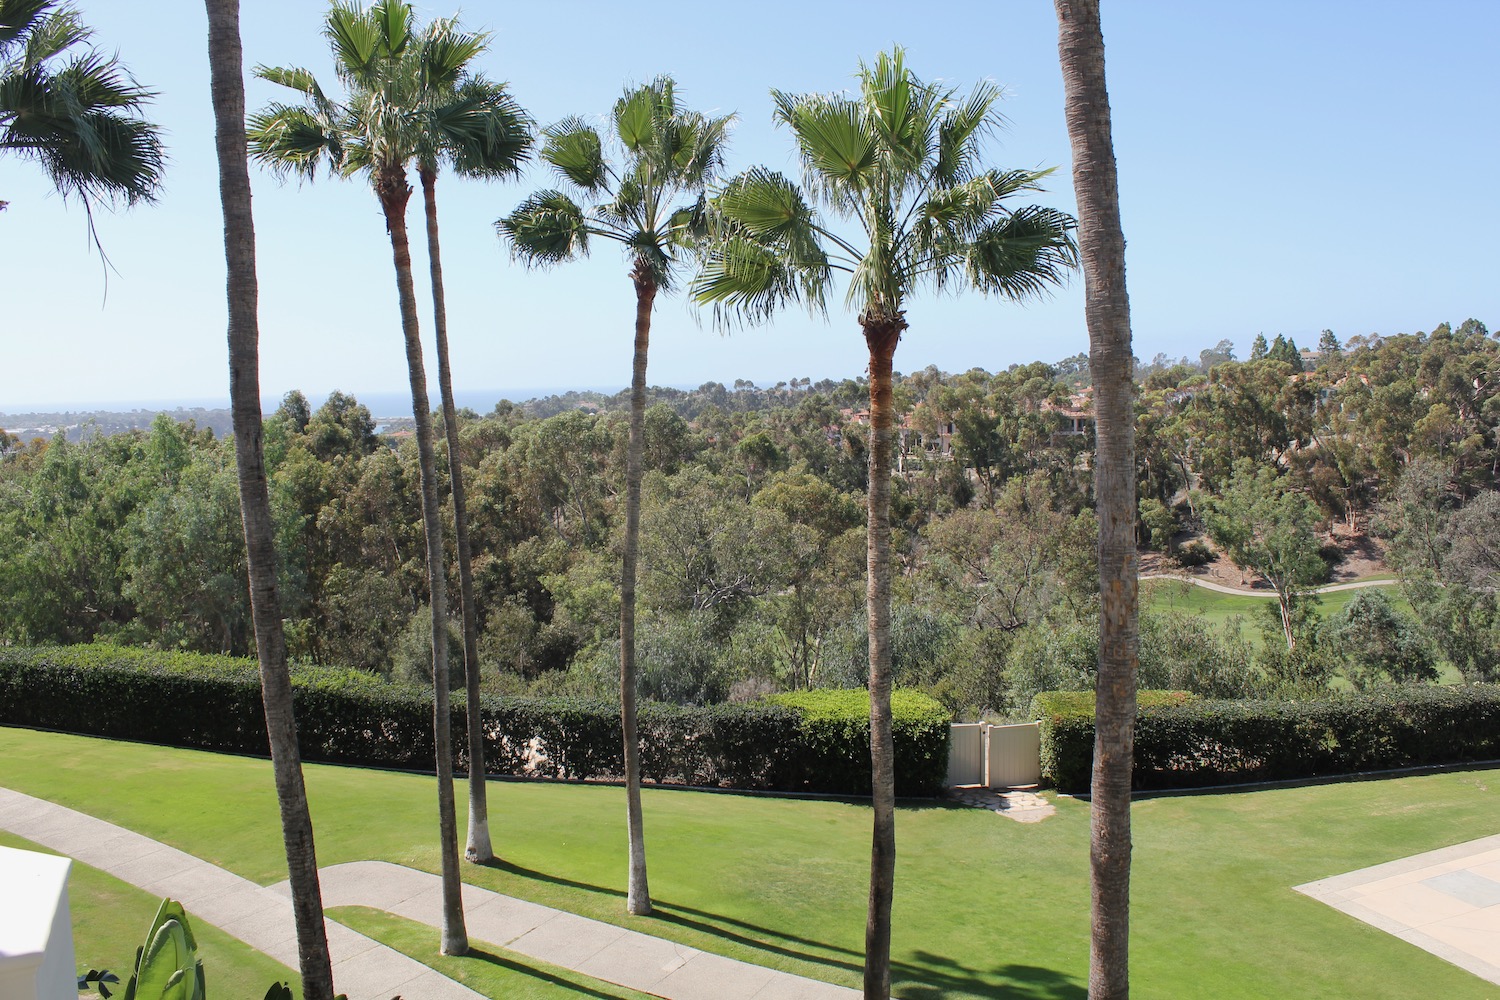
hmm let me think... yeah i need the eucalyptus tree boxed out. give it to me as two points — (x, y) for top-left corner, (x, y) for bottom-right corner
(1055, 2), (1140, 996)
(203, 0), (335, 996)
(497, 79), (732, 916)
(0, 0), (165, 247)
(409, 13), (532, 868)
(692, 49), (1075, 997)
(248, 0), (488, 955)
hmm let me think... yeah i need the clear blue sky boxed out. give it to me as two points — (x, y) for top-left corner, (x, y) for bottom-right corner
(2, 1), (1496, 413)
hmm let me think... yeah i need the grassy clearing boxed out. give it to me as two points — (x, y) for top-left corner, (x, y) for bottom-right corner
(1142, 580), (1463, 682)
(1, 726), (1496, 999)
(1144, 578), (1416, 629)
(0, 830), (294, 998)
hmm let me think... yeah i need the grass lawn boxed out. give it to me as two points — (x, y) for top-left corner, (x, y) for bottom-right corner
(2, 725), (1496, 999)
(0, 830), (295, 998)
(1143, 578), (1416, 629)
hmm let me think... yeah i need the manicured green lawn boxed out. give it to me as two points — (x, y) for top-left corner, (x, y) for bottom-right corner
(0, 830), (295, 998)
(1, 726), (1496, 999)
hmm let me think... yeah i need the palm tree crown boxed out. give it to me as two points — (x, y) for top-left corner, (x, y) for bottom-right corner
(498, 77), (731, 289)
(693, 47), (1076, 327)
(249, 1), (528, 201)
(0, 0), (164, 218)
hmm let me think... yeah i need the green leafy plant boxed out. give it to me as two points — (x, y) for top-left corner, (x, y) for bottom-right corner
(119, 898), (205, 1000)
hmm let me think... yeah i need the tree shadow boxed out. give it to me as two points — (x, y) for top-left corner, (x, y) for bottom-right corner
(480, 857), (864, 975)
(897, 955), (1086, 999)
(478, 859), (1084, 997)
(456, 946), (629, 1000)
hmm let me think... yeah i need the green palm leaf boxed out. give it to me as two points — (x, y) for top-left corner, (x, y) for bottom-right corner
(0, 0), (163, 213)
(497, 190), (589, 265)
(541, 117), (606, 191)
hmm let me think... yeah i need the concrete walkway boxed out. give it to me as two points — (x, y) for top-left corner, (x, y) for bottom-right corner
(1295, 834), (1500, 986)
(1140, 573), (1400, 597)
(0, 786), (857, 1000)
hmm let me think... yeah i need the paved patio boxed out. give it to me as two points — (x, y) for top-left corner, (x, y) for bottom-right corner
(1295, 833), (1500, 986)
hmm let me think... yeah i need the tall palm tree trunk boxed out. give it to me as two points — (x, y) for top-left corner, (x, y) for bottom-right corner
(419, 165), (493, 864)
(1055, 3), (1139, 998)
(862, 313), (906, 1000)
(377, 168), (469, 956)
(620, 258), (655, 917)
(203, 4), (335, 997)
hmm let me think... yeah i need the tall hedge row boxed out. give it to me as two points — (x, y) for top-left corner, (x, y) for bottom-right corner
(0, 645), (950, 796)
(1034, 686), (1500, 793)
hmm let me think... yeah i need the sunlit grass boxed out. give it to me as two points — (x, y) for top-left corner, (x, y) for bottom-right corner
(3, 726), (1495, 999)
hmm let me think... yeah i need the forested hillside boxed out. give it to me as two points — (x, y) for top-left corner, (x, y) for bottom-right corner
(3, 319), (1496, 716)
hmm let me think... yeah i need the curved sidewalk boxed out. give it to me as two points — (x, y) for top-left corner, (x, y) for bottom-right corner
(1141, 573), (1399, 597)
(0, 786), (858, 1000)
(0, 786), (482, 1000)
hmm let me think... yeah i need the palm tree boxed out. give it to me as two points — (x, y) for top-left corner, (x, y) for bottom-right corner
(692, 50), (1075, 997)
(1, 0), (165, 248)
(497, 79), (731, 916)
(248, 0), (482, 956)
(202, 1), (335, 997)
(410, 19), (532, 865)
(1054, 3), (1139, 998)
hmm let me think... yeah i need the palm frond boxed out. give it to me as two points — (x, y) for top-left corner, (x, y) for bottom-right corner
(613, 80), (664, 154)
(0, 25), (164, 208)
(247, 103), (345, 180)
(496, 190), (590, 265)
(0, 0), (54, 53)
(541, 117), (606, 191)
(772, 89), (876, 207)
(425, 76), (532, 177)
(692, 232), (829, 328)
(961, 204), (1078, 300)
(934, 79), (1003, 185)
(417, 17), (485, 93)
(16, 3), (84, 65)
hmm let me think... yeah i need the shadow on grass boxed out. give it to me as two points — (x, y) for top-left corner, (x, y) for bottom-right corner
(897, 954), (1086, 999)
(482, 858), (862, 973)
(480, 859), (1082, 998)
(456, 946), (631, 1000)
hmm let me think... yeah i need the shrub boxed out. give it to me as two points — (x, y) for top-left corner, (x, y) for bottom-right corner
(1033, 686), (1500, 793)
(766, 689), (952, 796)
(0, 645), (948, 796)
(1033, 690), (1195, 792)
(1175, 540), (1213, 567)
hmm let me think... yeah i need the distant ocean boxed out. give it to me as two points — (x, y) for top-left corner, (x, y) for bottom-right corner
(1, 386), (629, 420)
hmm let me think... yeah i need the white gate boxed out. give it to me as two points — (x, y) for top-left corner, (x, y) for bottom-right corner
(984, 723), (1041, 788)
(947, 723), (985, 786)
(948, 722), (1042, 789)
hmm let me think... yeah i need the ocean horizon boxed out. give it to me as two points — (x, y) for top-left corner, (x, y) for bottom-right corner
(1, 385), (641, 420)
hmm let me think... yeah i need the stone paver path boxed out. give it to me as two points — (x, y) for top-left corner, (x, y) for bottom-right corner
(0, 786), (859, 1000)
(945, 786), (1055, 823)
(1295, 834), (1500, 986)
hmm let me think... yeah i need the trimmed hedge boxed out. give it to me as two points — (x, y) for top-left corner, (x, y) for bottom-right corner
(0, 645), (949, 796)
(1034, 686), (1500, 793)
(767, 689), (953, 797)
